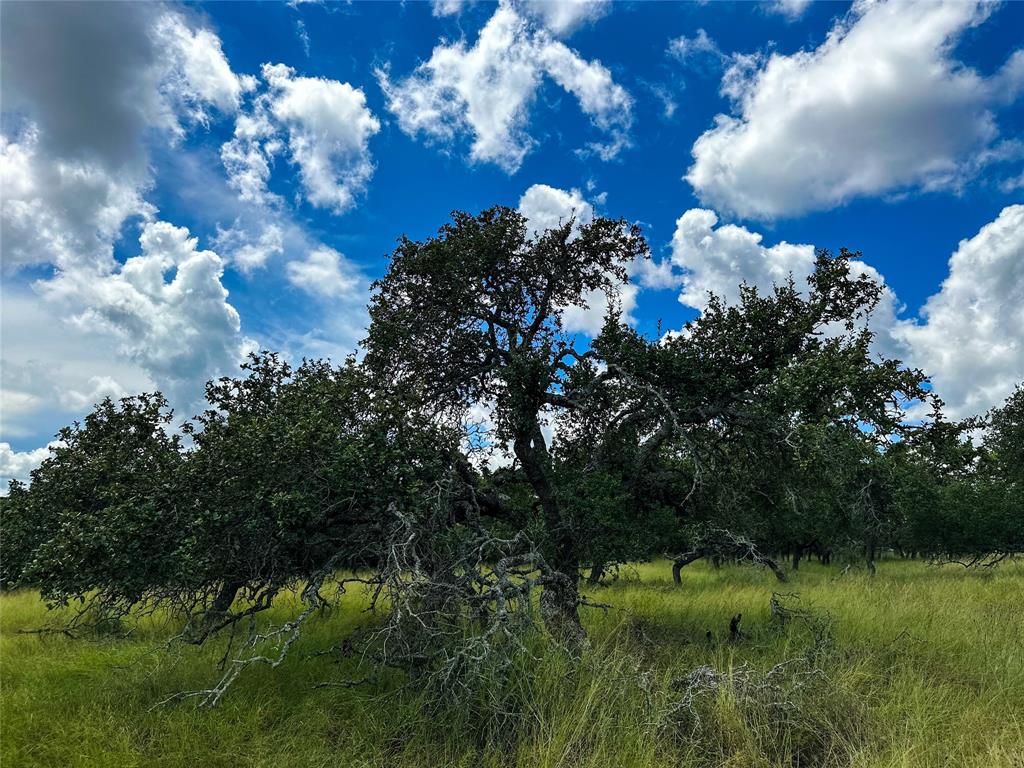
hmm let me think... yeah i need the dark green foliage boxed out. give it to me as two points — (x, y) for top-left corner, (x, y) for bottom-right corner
(984, 384), (1024, 492)
(363, 205), (648, 636)
(582, 248), (931, 573)
(981, 386), (1024, 554)
(0, 483), (35, 590)
(894, 388), (1024, 565)
(0, 352), (459, 639)
(0, 394), (183, 602)
(178, 352), (456, 597)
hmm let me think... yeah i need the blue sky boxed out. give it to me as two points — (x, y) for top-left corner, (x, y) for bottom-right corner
(2, 0), (1023, 485)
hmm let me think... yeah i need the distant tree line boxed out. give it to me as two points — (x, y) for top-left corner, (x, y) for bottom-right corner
(1, 207), (1020, 699)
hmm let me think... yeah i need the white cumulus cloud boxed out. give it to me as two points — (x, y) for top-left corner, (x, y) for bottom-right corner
(153, 11), (255, 130)
(58, 376), (129, 412)
(687, 0), (1024, 219)
(895, 205), (1024, 419)
(670, 208), (816, 310)
(518, 182), (594, 234)
(667, 28), (724, 67)
(432, 0), (465, 17)
(430, 0), (608, 35)
(286, 246), (363, 299)
(766, 0), (813, 21)
(520, 0), (610, 36)
(0, 442), (58, 490)
(215, 221), (286, 273)
(221, 63), (380, 213)
(40, 221), (254, 413)
(377, 2), (632, 173)
(1, 4), (250, 274)
(0, 291), (156, 441)
(1, 127), (155, 274)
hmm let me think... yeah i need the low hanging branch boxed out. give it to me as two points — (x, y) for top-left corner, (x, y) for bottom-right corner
(153, 557), (352, 710)
(671, 528), (788, 585)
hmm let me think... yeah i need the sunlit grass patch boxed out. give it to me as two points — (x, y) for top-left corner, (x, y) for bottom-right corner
(2, 559), (1021, 767)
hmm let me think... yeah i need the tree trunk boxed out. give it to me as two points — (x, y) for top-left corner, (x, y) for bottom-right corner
(672, 551), (703, 585)
(188, 579), (244, 644)
(587, 564), (605, 585)
(514, 421), (583, 643)
(762, 557), (788, 583)
(792, 551), (801, 570)
(729, 613), (743, 642)
(210, 579), (242, 616)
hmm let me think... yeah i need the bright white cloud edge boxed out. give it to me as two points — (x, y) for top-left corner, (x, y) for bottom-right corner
(687, 0), (1024, 219)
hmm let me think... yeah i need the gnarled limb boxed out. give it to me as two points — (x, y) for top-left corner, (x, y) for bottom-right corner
(672, 551), (704, 585)
(672, 528), (788, 585)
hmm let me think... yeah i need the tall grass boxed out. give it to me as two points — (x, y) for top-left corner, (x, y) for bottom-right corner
(2, 559), (1021, 767)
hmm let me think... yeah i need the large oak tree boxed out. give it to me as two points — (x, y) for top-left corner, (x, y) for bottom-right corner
(364, 206), (647, 638)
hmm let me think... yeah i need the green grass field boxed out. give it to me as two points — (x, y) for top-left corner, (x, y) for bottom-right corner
(1, 559), (1021, 768)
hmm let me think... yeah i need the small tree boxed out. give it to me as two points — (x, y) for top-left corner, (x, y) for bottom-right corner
(0, 354), (458, 639)
(0, 394), (184, 611)
(984, 384), (1024, 493)
(897, 385), (1024, 566)
(585, 250), (930, 580)
(174, 351), (459, 641)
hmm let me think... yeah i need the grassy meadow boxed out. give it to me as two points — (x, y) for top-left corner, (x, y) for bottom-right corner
(1, 559), (1021, 768)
